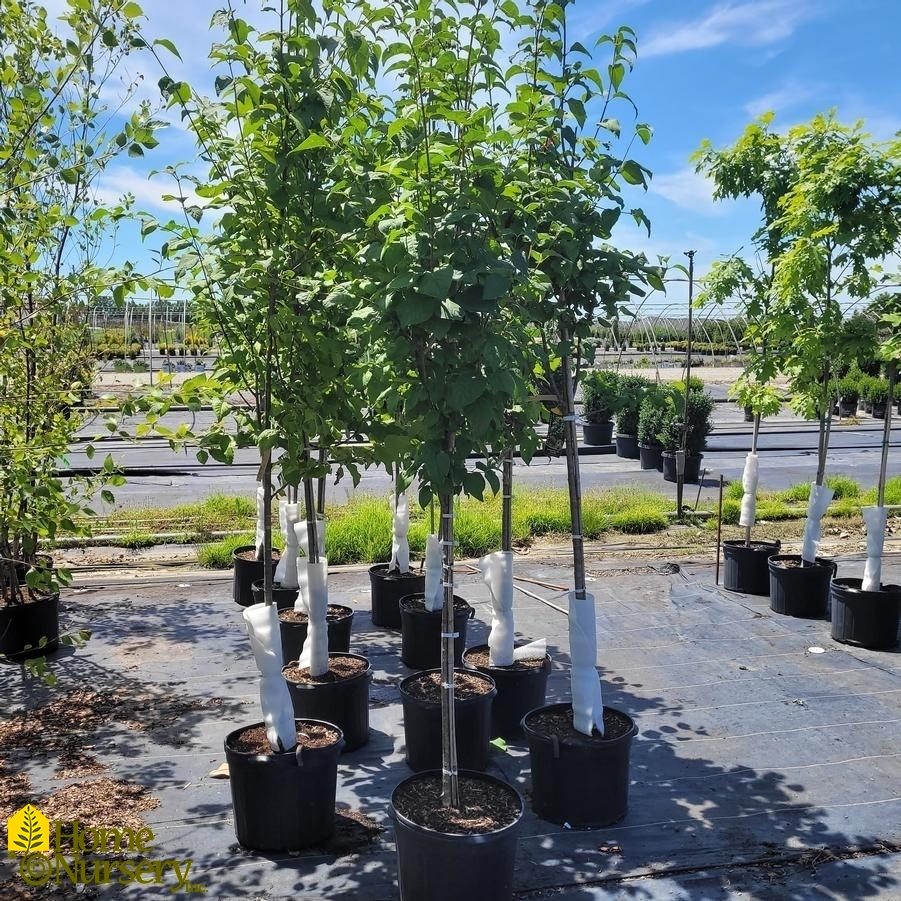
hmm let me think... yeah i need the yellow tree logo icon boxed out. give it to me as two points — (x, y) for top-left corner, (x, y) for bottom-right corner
(7, 805), (50, 854)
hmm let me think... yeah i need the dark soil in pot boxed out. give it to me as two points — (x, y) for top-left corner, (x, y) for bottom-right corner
(390, 770), (523, 901)
(250, 579), (298, 610)
(399, 594), (473, 670)
(369, 564), (425, 629)
(462, 644), (552, 738)
(279, 604), (354, 663)
(0, 592), (60, 661)
(224, 719), (344, 851)
(399, 669), (496, 772)
(831, 578), (901, 650)
(722, 539), (781, 596)
(283, 653), (371, 751)
(522, 703), (638, 828)
(768, 554), (835, 619)
(232, 545), (279, 607)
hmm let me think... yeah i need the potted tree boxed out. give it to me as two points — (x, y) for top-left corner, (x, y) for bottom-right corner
(0, 0), (162, 662)
(580, 369), (621, 445)
(696, 112), (901, 617)
(838, 370), (862, 417)
(506, 6), (659, 829)
(832, 304), (901, 648)
(143, 0), (383, 837)
(694, 255), (783, 594)
(350, 2), (543, 895)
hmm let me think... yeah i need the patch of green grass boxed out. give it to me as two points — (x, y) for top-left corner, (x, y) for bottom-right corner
(324, 496), (393, 565)
(778, 474), (861, 504)
(196, 532), (255, 569)
(861, 475), (901, 506)
(119, 529), (157, 550)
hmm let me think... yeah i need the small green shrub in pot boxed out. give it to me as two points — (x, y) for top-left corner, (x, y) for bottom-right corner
(580, 370), (622, 424)
(615, 374), (652, 436)
(838, 373), (861, 404)
(658, 388), (714, 454)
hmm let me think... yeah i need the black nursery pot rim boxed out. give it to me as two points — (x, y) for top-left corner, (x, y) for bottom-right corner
(399, 668), (496, 705)
(521, 701), (638, 746)
(722, 538), (781, 549)
(462, 643), (552, 673)
(768, 553), (836, 571)
(833, 577), (901, 594)
(390, 769), (524, 837)
(399, 593), (473, 614)
(223, 718), (344, 760)
(369, 563), (424, 577)
(278, 603), (354, 622)
(281, 651), (371, 682)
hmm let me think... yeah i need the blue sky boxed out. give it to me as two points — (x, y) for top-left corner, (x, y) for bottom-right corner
(84, 0), (901, 318)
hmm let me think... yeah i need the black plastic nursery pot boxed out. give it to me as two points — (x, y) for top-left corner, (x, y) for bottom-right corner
(582, 420), (614, 446)
(399, 669), (496, 772)
(279, 604), (354, 664)
(638, 443), (663, 472)
(662, 452), (703, 483)
(390, 770), (523, 901)
(839, 399), (858, 417)
(250, 579), (299, 610)
(522, 703), (638, 828)
(399, 594), (474, 670)
(615, 433), (640, 459)
(368, 564), (426, 629)
(0, 593), (60, 661)
(282, 653), (371, 752)
(224, 719), (344, 851)
(462, 644), (552, 739)
(722, 539), (781, 596)
(231, 545), (279, 607)
(831, 578), (901, 650)
(768, 554), (835, 619)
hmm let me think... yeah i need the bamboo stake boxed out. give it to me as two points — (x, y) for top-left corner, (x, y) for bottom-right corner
(303, 476), (319, 565)
(439, 485), (460, 808)
(878, 363), (896, 508)
(559, 329), (585, 597)
(502, 448), (513, 553)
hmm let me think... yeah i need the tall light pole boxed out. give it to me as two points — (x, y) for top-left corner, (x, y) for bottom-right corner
(676, 250), (696, 518)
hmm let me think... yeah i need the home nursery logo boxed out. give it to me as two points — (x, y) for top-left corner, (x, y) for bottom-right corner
(6, 804), (206, 893)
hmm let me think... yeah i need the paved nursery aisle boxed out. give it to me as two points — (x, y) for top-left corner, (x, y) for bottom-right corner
(1, 551), (899, 900)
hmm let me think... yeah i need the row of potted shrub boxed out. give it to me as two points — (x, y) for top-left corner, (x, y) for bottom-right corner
(582, 370), (715, 482)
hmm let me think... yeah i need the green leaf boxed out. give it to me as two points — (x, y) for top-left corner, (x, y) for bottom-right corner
(153, 37), (181, 60)
(296, 133), (330, 152)
(419, 266), (454, 300)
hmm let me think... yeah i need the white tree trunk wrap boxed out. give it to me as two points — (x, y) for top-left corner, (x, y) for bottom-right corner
(738, 452), (759, 528)
(801, 483), (835, 564)
(242, 603), (296, 752)
(295, 515), (326, 559)
(423, 533), (443, 613)
(568, 591), (605, 736)
(298, 559), (329, 677)
(389, 492), (411, 574)
(862, 505), (887, 591)
(275, 501), (301, 589)
(481, 551), (515, 666)
(254, 485), (266, 558)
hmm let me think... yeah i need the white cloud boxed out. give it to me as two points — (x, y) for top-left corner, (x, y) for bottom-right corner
(641, 0), (817, 59)
(649, 167), (725, 217)
(743, 79), (821, 118)
(93, 164), (204, 215)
